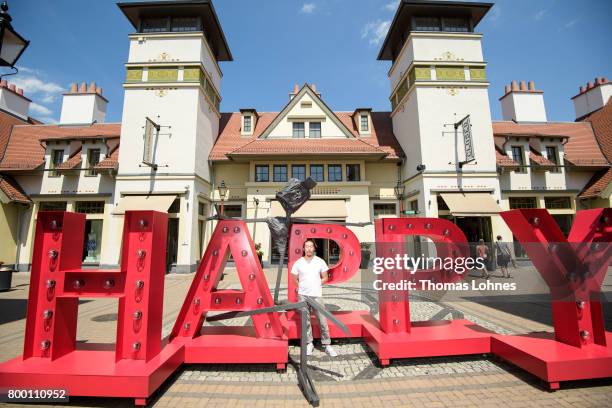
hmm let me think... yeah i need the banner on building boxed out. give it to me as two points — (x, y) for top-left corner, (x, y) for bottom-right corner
(143, 117), (160, 169)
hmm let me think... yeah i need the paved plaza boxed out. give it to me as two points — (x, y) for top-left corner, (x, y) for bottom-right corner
(0, 266), (611, 407)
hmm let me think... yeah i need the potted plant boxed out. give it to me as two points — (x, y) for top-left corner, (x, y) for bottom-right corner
(360, 242), (371, 269)
(255, 243), (264, 267)
(0, 261), (12, 292)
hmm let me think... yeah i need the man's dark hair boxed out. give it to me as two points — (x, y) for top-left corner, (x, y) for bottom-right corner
(303, 239), (317, 249)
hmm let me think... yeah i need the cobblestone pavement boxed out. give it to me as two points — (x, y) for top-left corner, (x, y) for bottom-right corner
(1, 269), (611, 407)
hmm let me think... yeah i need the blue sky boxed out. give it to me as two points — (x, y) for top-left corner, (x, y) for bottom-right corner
(7, 0), (612, 124)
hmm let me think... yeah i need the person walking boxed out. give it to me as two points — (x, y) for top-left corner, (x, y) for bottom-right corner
(495, 235), (513, 278)
(476, 239), (490, 279)
(291, 239), (337, 357)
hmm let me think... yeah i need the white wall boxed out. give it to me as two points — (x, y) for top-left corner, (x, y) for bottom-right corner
(500, 92), (547, 122)
(128, 34), (222, 90)
(59, 94), (108, 125)
(0, 88), (30, 120)
(573, 83), (612, 119)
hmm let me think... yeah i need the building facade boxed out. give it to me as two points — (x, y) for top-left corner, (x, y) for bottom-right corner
(0, 0), (610, 272)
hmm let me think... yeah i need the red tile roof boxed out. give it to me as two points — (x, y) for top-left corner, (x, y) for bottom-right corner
(0, 123), (120, 171)
(579, 168), (612, 198)
(55, 148), (82, 170)
(492, 121), (608, 167)
(0, 175), (30, 203)
(0, 110), (34, 163)
(581, 99), (612, 162)
(94, 144), (119, 170)
(528, 149), (555, 166)
(210, 111), (403, 161)
(495, 149), (518, 167)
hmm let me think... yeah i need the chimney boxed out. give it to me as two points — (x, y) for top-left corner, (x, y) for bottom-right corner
(289, 84), (299, 100)
(59, 81), (108, 125)
(572, 77), (611, 119)
(0, 80), (31, 120)
(499, 80), (547, 122)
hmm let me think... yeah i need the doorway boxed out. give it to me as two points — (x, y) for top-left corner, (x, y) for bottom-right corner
(166, 218), (179, 273)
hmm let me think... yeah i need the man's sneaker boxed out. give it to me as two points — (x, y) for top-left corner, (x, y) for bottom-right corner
(325, 345), (337, 357)
(306, 342), (314, 356)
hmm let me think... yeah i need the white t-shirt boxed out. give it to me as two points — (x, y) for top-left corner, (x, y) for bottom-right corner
(291, 256), (329, 297)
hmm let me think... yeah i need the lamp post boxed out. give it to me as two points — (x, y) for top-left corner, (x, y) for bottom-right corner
(217, 180), (228, 216)
(0, 2), (29, 77)
(394, 180), (405, 217)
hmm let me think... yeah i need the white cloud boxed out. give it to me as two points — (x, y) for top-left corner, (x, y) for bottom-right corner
(10, 67), (65, 121)
(563, 18), (579, 29)
(384, 0), (400, 12)
(301, 3), (315, 14)
(11, 76), (64, 95)
(29, 102), (53, 116)
(361, 20), (391, 45)
(38, 116), (59, 125)
(533, 9), (548, 21)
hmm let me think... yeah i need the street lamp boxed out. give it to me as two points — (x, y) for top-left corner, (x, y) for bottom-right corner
(217, 180), (228, 215)
(0, 2), (29, 73)
(394, 180), (405, 216)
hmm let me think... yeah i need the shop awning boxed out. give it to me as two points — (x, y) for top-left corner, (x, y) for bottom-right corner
(270, 199), (347, 218)
(113, 195), (176, 215)
(440, 193), (500, 216)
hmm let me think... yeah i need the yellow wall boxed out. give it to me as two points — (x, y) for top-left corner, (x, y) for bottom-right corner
(0, 203), (18, 265)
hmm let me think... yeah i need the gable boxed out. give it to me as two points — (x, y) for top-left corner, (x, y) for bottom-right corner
(261, 84), (354, 139)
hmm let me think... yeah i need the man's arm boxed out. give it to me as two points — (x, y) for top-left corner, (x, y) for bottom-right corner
(320, 260), (330, 285)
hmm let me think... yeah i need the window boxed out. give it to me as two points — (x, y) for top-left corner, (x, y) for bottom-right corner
(50, 149), (64, 177)
(141, 18), (168, 33)
(309, 122), (321, 138)
(243, 115), (252, 133)
(223, 204), (243, 218)
(373, 203), (396, 217)
(292, 165), (306, 181)
(409, 200), (419, 213)
(310, 164), (324, 182)
(414, 17), (441, 31)
(442, 17), (470, 32)
(39, 201), (67, 211)
(168, 198), (181, 214)
(545, 196), (572, 209)
(509, 197), (537, 209)
(255, 164), (269, 182)
(273, 165), (288, 182)
(346, 164), (361, 181)
(171, 17), (200, 32)
(75, 201), (105, 214)
(86, 149), (100, 176)
(293, 122), (305, 138)
(198, 202), (207, 216)
(511, 146), (527, 173)
(360, 114), (369, 132)
(328, 164), (342, 182)
(141, 17), (201, 33)
(545, 146), (561, 173)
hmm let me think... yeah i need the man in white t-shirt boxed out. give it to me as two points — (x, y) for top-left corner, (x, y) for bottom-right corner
(290, 239), (337, 357)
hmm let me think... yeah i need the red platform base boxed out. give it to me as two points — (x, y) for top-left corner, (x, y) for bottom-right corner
(491, 331), (612, 389)
(0, 342), (184, 406)
(285, 310), (368, 339)
(362, 316), (492, 366)
(176, 326), (288, 369)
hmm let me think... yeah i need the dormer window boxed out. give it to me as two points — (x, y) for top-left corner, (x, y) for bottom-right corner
(240, 109), (258, 136)
(49, 149), (64, 177)
(354, 108), (371, 135)
(360, 115), (369, 132)
(293, 122), (305, 138)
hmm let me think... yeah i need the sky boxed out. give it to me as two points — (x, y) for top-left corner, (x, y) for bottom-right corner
(7, 0), (612, 124)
